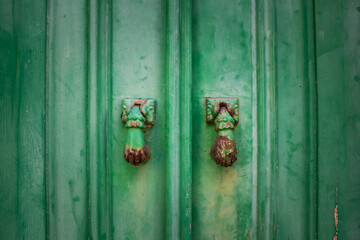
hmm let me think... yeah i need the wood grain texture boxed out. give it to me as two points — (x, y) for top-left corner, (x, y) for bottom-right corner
(275, 0), (317, 239)
(192, 0), (254, 238)
(316, 0), (360, 239)
(0, 0), (47, 239)
(0, 0), (359, 239)
(254, 0), (277, 239)
(47, 0), (88, 238)
(87, 0), (112, 239)
(111, 0), (166, 239)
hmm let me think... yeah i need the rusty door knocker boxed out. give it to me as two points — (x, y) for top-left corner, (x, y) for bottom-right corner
(121, 98), (156, 166)
(206, 98), (239, 167)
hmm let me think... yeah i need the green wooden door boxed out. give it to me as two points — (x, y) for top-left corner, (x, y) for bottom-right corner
(1, 0), (360, 239)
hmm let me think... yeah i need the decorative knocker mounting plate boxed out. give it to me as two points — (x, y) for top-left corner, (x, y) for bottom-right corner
(206, 98), (239, 167)
(121, 98), (156, 166)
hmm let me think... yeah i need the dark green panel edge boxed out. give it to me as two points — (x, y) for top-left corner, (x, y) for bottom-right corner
(166, 0), (192, 239)
(87, 0), (112, 239)
(316, 0), (360, 239)
(0, 0), (47, 239)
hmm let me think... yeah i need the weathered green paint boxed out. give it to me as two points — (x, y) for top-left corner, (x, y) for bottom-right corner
(254, 0), (277, 238)
(1, 0), (360, 239)
(179, 1), (193, 239)
(47, 0), (89, 238)
(165, 0), (193, 239)
(111, 0), (166, 238)
(275, 0), (318, 239)
(316, 0), (360, 239)
(192, 0), (253, 238)
(0, 0), (47, 239)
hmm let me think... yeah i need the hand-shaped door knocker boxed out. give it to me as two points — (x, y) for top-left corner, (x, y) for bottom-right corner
(206, 98), (239, 167)
(121, 98), (156, 166)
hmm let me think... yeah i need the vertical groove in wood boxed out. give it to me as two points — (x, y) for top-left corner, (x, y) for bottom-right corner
(106, 0), (113, 239)
(166, 0), (192, 239)
(306, 1), (318, 238)
(45, 1), (52, 238)
(251, 0), (258, 238)
(165, 0), (180, 238)
(179, 0), (192, 239)
(255, 0), (277, 239)
(312, 0), (319, 237)
(45, 0), (50, 238)
(87, 0), (98, 238)
(87, 0), (112, 239)
(253, 0), (277, 239)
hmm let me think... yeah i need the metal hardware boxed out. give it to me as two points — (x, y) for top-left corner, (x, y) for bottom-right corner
(121, 98), (156, 166)
(206, 98), (239, 167)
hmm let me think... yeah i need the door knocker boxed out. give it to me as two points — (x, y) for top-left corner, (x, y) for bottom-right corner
(121, 98), (156, 166)
(206, 98), (239, 167)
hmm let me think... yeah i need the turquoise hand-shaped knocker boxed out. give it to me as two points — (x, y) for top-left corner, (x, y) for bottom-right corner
(121, 98), (156, 166)
(206, 98), (239, 167)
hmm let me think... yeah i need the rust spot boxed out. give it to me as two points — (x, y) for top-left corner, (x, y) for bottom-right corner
(124, 146), (150, 166)
(333, 185), (339, 240)
(210, 135), (237, 167)
(334, 204), (338, 240)
(334, 205), (338, 228)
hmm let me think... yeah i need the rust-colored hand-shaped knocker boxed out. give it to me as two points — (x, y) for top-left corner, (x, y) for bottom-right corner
(206, 98), (239, 167)
(121, 98), (156, 166)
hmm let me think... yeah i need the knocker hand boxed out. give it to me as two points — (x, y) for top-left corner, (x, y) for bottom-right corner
(210, 135), (237, 167)
(124, 145), (150, 166)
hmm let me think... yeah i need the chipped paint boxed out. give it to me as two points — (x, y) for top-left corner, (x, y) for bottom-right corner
(334, 205), (338, 240)
(334, 186), (339, 240)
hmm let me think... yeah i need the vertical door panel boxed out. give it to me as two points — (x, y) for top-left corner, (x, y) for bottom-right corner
(47, 0), (89, 239)
(192, 1), (253, 238)
(316, 0), (360, 239)
(0, 2), (18, 237)
(111, 0), (166, 239)
(275, 1), (317, 239)
(0, 0), (47, 239)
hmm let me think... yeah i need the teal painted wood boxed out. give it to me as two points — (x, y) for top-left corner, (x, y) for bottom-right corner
(0, 1), (18, 238)
(111, 0), (166, 239)
(165, 0), (194, 239)
(316, 0), (360, 239)
(192, 0), (254, 239)
(275, 0), (318, 239)
(87, 0), (112, 239)
(254, 1), (319, 239)
(1, 0), (360, 239)
(179, 0), (192, 238)
(165, 0), (181, 238)
(47, 0), (89, 238)
(165, 0), (193, 239)
(253, 0), (277, 239)
(0, 0), (47, 239)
